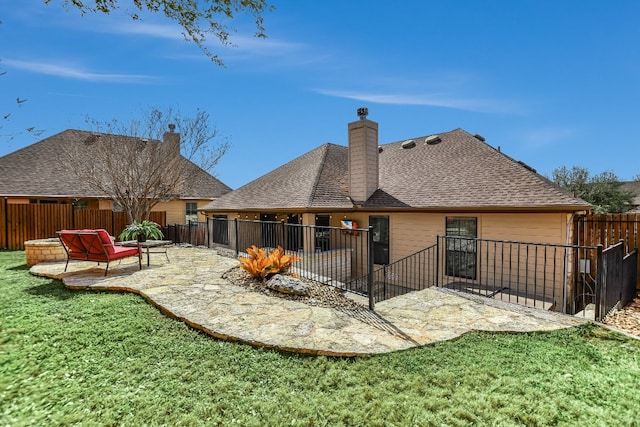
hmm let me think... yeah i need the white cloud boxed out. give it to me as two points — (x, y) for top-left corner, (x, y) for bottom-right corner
(99, 20), (185, 41)
(316, 89), (521, 114)
(519, 127), (578, 149)
(3, 59), (158, 83)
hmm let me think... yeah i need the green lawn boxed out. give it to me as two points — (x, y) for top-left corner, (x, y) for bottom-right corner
(1, 251), (639, 426)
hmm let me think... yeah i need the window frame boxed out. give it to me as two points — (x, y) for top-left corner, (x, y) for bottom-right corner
(445, 216), (477, 280)
(185, 202), (198, 223)
(369, 215), (390, 265)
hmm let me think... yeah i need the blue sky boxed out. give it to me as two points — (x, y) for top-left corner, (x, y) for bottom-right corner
(2, 0), (639, 189)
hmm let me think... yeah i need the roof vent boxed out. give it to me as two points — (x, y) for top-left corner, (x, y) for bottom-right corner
(83, 134), (101, 145)
(401, 139), (416, 149)
(378, 146), (384, 153)
(474, 134), (485, 142)
(425, 135), (441, 145)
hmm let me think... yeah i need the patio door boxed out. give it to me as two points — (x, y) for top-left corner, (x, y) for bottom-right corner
(260, 213), (278, 248)
(370, 215), (389, 265)
(445, 217), (477, 280)
(315, 215), (330, 251)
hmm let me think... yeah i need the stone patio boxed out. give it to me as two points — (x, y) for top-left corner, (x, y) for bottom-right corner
(30, 246), (590, 357)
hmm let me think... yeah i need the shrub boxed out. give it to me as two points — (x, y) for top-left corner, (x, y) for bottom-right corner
(238, 245), (300, 280)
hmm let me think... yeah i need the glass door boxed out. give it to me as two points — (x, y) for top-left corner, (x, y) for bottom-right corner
(370, 215), (389, 265)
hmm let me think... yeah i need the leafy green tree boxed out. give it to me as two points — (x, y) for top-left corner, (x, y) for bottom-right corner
(47, 0), (274, 65)
(551, 166), (633, 213)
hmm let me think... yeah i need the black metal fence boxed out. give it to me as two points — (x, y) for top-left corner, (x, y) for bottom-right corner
(599, 241), (638, 319)
(163, 221), (207, 246)
(164, 218), (637, 317)
(207, 217), (376, 308)
(436, 236), (600, 314)
(350, 235), (604, 315)
(365, 244), (439, 303)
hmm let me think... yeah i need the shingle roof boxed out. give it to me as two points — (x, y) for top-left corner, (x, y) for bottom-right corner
(0, 129), (231, 199)
(208, 143), (353, 210)
(203, 128), (590, 212)
(368, 129), (587, 209)
(620, 181), (640, 207)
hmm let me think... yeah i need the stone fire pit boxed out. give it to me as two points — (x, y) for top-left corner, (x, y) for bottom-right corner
(24, 238), (66, 266)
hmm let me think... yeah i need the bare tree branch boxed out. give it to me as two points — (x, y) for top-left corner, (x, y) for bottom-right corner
(60, 107), (229, 222)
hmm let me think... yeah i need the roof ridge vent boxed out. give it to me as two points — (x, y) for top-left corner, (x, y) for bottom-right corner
(401, 139), (416, 149)
(425, 135), (441, 145)
(517, 160), (537, 173)
(474, 133), (485, 142)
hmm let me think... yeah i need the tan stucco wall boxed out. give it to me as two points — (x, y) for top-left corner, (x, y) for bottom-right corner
(6, 198), (30, 204)
(98, 199), (113, 210)
(203, 209), (577, 304)
(153, 199), (213, 224)
(380, 212), (571, 262)
(203, 210), (572, 260)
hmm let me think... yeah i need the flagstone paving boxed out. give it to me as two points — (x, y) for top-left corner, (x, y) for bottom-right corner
(30, 246), (590, 357)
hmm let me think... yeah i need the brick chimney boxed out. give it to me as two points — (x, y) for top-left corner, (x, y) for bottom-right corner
(348, 108), (379, 204)
(163, 123), (180, 156)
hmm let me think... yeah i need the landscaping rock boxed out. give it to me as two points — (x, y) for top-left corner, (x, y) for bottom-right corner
(266, 275), (310, 296)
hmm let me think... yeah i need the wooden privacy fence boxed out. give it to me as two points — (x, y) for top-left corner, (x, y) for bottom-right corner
(574, 213), (640, 290)
(0, 201), (166, 250)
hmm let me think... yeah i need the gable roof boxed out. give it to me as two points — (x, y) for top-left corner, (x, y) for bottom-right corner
(203, 128), (590, 212)
(0, 129), (231, 199)
(206, 143), (352, 211)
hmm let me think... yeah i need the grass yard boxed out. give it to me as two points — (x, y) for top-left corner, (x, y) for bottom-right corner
(1, 250), (639, 426)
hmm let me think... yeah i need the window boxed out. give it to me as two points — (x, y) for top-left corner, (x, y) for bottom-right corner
(315, 215), (331, 251)
(445, 217), (477, 279)
(370, 215), (389, 265)
(185, 202), (198, 223)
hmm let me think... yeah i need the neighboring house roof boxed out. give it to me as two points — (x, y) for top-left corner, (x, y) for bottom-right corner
(0, 129), (232, 199)
(620, 181), (640, 208)
(203, 128), (589, 212)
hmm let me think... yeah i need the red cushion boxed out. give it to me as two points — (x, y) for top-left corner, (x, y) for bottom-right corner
(110, 246), (141, 259)
(78, 233), (104, 257)
(95, 229), (116, 255)
(58, 230), (86, 254)
(58, 229), (139, 265)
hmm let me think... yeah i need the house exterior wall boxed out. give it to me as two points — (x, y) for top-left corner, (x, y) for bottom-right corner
(356, 211), (574, 309)
(383, 212), (570, 261)
(203, 210), (571, 258)
(6, 198), (30, 204)
(98, 199), (113, 210)
(202, 209), (578, 309)
(153, 199), (214, 224)
(4, 197), (104, 209)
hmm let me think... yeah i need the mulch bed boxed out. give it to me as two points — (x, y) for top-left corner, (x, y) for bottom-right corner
(603, 292), (640, 338)
(222, 267), (367, 312)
